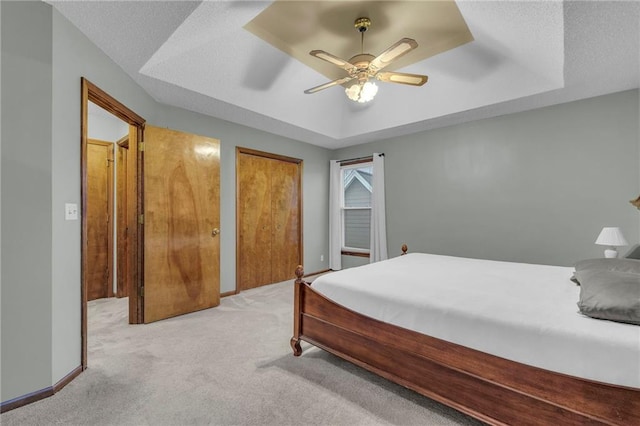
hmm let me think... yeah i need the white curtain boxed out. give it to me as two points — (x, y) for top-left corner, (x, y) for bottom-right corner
(329, 160), (342, 270)
(370, 153), (388, 263)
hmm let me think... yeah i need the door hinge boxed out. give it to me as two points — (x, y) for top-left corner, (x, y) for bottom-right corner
(138, 214), (144, 224)
(138, 286), (144, 297)
(138, 142), (145, 152)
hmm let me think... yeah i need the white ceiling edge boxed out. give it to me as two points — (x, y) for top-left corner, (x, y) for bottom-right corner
(335, 83), (640, 150)
(136, 73), (341, 147)
(47, 0), (640, 150)
(137, 0), (566, 140)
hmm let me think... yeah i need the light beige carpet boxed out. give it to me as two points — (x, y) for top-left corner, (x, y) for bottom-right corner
(1, 279), (482, 426)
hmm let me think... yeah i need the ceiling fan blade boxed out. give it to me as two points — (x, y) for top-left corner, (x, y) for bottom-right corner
(376, 71), (428, 86)
(304, 76), (355, 94)
(310, 50), (358, 74)
(369, 38), (418, 72)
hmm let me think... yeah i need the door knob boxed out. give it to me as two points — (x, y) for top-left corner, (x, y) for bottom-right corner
(211, 228), (220, 237)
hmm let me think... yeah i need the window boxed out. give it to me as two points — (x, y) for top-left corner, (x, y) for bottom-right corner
(341, 162), (373, 255)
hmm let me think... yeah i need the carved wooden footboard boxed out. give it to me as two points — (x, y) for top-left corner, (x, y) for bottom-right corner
(290, 263), (640, 425)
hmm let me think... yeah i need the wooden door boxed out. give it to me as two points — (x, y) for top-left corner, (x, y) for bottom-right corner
(116, 138), (129, 297)
(237, 148), (302, 291)
(126, 125), (140, 323)
(143, 126), (220, 323)
(87, 140), (114, 301)
(237, 153), (273, 290)
(270, 160), (301, 282)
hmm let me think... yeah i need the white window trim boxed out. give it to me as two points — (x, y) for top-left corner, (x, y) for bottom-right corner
(340, 162), (372, 253)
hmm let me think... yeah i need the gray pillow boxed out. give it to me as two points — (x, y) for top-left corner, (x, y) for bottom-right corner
(574, 258), (640, 275)
(571, 258), (640, 285)
(575, 269), (640, 325)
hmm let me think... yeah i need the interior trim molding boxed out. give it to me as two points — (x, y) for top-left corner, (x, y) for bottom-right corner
(81, 77), (147, 369)
(341, 250), (370, 258)
(221, 268), (330, 296)
(116, 134), (129, 148)
(303, 268), (331, 278)
(85, 79), (145, 125)
(0, 388), (54, 414)
(236, 146), (303, 165)
(220, 290), (238, 298)
(0, 365), (82, 413)
(53, 365), (83, 393)
(340, 156), (373, 167)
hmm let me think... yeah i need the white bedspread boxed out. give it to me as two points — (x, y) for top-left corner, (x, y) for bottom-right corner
(311, 253), (640, 388)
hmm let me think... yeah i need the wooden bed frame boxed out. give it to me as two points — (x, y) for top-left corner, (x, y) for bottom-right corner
(290, 247), (640, 425)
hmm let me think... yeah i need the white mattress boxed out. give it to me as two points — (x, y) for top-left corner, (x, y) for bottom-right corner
(311, 253), (640, 388)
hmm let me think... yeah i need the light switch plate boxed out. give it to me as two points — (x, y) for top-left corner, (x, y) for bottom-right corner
(65, 203), (78, 220)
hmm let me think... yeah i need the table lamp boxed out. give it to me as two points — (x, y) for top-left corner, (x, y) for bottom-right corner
(595, 227), (628, 258)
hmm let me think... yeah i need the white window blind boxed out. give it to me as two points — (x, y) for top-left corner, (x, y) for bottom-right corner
(341, 164), (373, 252)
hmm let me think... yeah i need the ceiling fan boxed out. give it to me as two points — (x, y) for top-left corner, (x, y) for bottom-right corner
(304, 17), (428, 103)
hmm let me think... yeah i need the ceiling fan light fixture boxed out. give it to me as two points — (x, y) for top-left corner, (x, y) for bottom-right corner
(304, 17), (427, 100)
(345, 80), (378, 103)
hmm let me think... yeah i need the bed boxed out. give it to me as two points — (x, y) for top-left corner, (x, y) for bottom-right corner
(290, 247), (640, 425)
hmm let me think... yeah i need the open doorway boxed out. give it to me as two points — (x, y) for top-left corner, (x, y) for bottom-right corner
(80, 78), (222, 368)
(81, 78), (145, 369)
(86, 103), (127, 301)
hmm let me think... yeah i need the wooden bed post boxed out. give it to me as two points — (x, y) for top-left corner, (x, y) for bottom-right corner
(290, 265), (304, 356)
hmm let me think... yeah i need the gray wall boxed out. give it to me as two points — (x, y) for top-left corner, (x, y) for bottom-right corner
(334, 90), (640, 267)
(2, 0), (638, 408)
(0, 0), (3, 402)
(87, 110), (129, 142)
(2, 1), (330, 404)
(1, 1), (54, 402)
(50, 6), (160, 388)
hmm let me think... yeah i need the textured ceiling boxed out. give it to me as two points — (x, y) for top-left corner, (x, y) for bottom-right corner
(244, 1), (473, 83)
(48, 1), (639, 150)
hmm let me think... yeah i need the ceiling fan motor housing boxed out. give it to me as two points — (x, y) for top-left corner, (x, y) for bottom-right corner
(348, 53), (376, 81)
(349, 53), (375, 68)
(354, 17), (371, 33)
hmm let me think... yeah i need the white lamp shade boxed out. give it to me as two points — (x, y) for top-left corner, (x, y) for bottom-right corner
(595, 227), (629, 247)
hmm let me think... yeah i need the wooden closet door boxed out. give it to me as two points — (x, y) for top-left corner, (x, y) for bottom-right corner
(237, 153), (272, 290)
(87, 140), (114, 301)
(270, 160), (301, 283)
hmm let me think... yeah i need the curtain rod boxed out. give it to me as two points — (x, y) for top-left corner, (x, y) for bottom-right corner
(339, 153), (384, 164)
